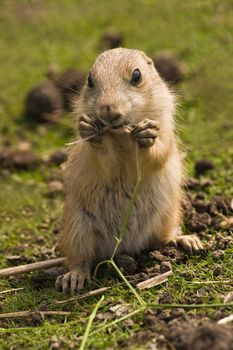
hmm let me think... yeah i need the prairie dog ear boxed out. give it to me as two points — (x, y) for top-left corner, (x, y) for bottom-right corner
(138, 50), (153, 65)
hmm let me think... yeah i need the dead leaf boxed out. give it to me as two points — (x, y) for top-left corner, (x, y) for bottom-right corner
(224, 291), (233, 304)
(109, 304), (132, 317)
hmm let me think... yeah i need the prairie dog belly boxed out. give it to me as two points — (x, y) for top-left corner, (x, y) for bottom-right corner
(79, 174), (171, 261)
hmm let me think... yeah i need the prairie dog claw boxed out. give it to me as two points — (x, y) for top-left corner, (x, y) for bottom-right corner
(55, 270), (89, 294)
(79, 114), (103, 142)
(131, 118), (160, 148)
(171, 234), (204, 254)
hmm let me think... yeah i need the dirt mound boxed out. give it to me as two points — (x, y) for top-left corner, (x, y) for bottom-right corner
(55, 69), (86, 110)
(25, 80), (63, 122)
(0, 147), (40, 170)
(153, 52), (185, 84)
(101, 29), (124, 49)
(123, 313), (233, 350)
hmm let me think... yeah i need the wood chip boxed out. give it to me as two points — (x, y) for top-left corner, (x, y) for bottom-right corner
(109, 304), (132, 317)
(136, 270), (173, 290)
(224, 291), (233, 304)
(217, 314), (233, 325)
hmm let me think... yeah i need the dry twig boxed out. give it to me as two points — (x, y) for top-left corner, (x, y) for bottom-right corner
(0, 258), (65, 278)
(192, 280), (232, 285)
(0, 288), (24, 295)
(224, 291), (233, 303)
(55, 287), (110, 304)
(217, 314), (233, 325)
(136, 270), (173, 290)
(0, 310), (70, 319)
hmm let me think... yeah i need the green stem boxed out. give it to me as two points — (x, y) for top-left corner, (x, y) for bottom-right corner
(111, 145), (142, 260)
(93, 259), (146, 305)
(93, 260), (111, 278)
(110, 260), (146, 306)
(79, 295), (105, 350)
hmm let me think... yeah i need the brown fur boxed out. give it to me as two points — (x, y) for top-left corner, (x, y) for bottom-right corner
(56, 48), (202, 293)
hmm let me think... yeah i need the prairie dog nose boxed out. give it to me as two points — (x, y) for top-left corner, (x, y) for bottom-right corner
(98, 104), (122, 123)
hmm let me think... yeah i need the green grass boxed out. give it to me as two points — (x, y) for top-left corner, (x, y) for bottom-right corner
(0, 0), (232, 349)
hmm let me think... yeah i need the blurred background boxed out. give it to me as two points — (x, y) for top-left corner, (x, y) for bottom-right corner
(0, 0), (232, 160)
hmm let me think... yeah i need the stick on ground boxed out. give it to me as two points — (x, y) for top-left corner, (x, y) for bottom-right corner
(0, 310), (70, 319)
(0, 288), (24, 294)
(0, 258), (65, 278)
(55, 287), (110, 304)
(217, 314), (233, 325)
(136, 270), (173, 290)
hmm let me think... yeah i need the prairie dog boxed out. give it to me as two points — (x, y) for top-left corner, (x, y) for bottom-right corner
(56, 48), (203, 293)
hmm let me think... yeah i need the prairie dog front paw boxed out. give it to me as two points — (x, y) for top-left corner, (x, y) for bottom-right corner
(130, 118), (160, 148)
(79, 114), (103, 143)
(55, 269), (90, 294)
(171, 234), (204, 254)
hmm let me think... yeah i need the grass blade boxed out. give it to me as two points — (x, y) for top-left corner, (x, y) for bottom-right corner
(79, 295), (105, 350)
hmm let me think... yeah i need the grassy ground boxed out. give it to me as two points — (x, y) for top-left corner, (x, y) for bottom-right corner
(0, 1), (232, 349)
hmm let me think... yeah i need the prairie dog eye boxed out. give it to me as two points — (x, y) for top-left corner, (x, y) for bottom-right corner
(131, 68), (141, 85)
(87, 73), (94, 88)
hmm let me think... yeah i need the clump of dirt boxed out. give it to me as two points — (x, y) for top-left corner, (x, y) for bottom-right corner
(101, 29), (124, 49)
(153, 52), (185, 84)
(185, 177), (213, 191)
(160, 261), (172, 273)
(194, 158), (214, 176)
(49, 149), (67, 165)
(123, 309), (233, 350)
(0, 147), (40, 170)
(25, 80), (63, 123)
(24, 67), (85, 122)
(210, 195), (232, 216)
(213, 264), (222, 276)
(187, 211), (212, 232)
(151, 247), (187, 264)
(183, 190), (233, 236)
(26, 311), (45, 326)
(187, 323), (233, 350)
(149, 250), (169, 262)
(116, 254), (138, 275)
(215, 232), (232, 249)
(55, 68), (86, 110)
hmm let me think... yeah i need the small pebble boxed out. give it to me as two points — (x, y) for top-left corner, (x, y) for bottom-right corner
(212, 250), (225, 260)
(149, 250), (168, 262)
(49, 149), (67, 165)
(48, 181), (63, 193)
(213, 265), (222, 276)
(195, 158), (214, 176)
(160, 261), (172, 273)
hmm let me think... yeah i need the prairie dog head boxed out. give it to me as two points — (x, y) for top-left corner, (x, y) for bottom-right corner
(76, 48), (175, 127)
